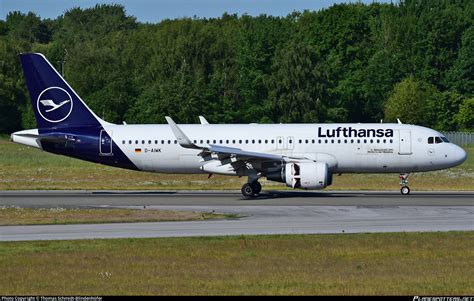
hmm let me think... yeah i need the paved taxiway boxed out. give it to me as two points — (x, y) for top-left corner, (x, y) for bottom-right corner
(0, 190), (473, 241)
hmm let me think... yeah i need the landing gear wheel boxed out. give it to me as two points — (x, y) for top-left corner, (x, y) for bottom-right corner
(241, 183), (255, 199)
(251, 181), (262, 195)
(399, 173), (410, 195)
(401, 186), (410, 195)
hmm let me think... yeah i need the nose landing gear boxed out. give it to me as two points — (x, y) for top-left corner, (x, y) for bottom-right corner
(399, 173), (410, 195)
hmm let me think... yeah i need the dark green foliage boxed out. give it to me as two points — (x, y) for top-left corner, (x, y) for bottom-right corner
(384, 76), (438, 125)
(1, 1), (473, 133)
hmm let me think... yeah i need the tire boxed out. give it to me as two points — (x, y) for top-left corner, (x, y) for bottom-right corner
(241, 183), (255, 198)
(251, 181), (262, 194)
(400, 186), (410, 195)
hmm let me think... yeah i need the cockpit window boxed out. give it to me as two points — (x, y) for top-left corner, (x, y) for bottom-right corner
(428, 136), (448, 144)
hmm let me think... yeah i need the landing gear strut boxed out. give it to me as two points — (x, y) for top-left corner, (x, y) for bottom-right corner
(241, 171), (263, 198)
(399, 173), (410, 195)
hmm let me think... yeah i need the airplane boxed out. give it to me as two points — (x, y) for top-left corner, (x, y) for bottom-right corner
(11, 53), (467, 198)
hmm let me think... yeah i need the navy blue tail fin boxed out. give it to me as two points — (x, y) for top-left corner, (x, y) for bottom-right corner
(20, 53), (103, 129)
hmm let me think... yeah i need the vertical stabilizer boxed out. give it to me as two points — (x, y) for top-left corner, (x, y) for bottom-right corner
(20, 53), (106, 130)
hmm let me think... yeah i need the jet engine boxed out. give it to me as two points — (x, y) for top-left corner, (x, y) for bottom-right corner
(267, 162), (332, 190)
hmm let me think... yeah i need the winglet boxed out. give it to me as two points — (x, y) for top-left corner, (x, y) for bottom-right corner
(198, 116), (209, 124)
(397, 118), (403, 124)
(165, 116), (200, 149)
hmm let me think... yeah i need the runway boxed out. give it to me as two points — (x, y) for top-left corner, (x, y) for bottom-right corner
(0, 190), (473, 241)
(1, 190), (473, 207)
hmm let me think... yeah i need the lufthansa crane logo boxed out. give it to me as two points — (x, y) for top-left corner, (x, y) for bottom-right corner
(37, 87), (73, 123)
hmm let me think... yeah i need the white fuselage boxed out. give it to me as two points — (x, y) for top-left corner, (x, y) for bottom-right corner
(105, 123), (466, 175)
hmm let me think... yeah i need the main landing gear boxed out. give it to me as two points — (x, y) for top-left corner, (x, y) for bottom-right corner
(241, 181), (262, 198)
(399, 173), (410, 195)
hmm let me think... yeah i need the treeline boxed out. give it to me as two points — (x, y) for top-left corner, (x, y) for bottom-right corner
(0, 0), (473, 134)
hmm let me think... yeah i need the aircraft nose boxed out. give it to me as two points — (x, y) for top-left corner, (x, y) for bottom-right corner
(450, 145), (467, 167)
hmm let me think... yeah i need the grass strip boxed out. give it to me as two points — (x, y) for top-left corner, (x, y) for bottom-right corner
(0, 207), (236, 225)
(0, 232), (472, 295)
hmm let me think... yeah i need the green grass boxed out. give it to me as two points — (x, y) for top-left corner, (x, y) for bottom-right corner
(0, 232), (472, 295)
(0, 207), (236, 225)
(0, 139), (472, 190)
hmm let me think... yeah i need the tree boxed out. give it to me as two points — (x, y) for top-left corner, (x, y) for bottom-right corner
(454, 97), (474, 131)
(266, 41), (329, 123)
(384, 76), (438, 125)
(425, 91), (464, 131)
(444, 26), (474, 96)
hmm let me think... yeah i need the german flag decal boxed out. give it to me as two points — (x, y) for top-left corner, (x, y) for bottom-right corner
(135, 148), (142, 153)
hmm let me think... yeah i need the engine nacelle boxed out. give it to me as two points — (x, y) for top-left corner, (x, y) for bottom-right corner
(284, 162), (330, 190)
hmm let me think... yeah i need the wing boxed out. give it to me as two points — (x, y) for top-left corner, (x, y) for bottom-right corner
(165, 116), (310, 174)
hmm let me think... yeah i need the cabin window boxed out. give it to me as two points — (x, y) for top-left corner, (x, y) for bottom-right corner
(252, 140), (255, 144)
(331, 140), (334, 144)
(232, 140), (236, 144)
(148, 140), (151, 144)
(390, 139), (393, 143)
(325, 140), (328, 144)
(305, 139), (309, 144)
(370, 139), (373, 144)
(271, 140), (275, 144)
(337, 139), (341, 144)
(122, 140), (125, 144)
(318, 140), (321, 144)
(226, 140), (229, 144)
(167, 140), (171, 144)
(298, 139), (302, 144)
(141, 140), (144, 144)
(135, 140), (138, 144)
(129, 140), (132, 144)
(265, 139), (268, 144)
(344, 139), (347, 144)
(312, 139), (315, 144)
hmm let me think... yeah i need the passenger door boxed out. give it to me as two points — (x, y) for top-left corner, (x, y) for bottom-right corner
(99, 130), (113, 156)
(398, 130), (412, 155)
